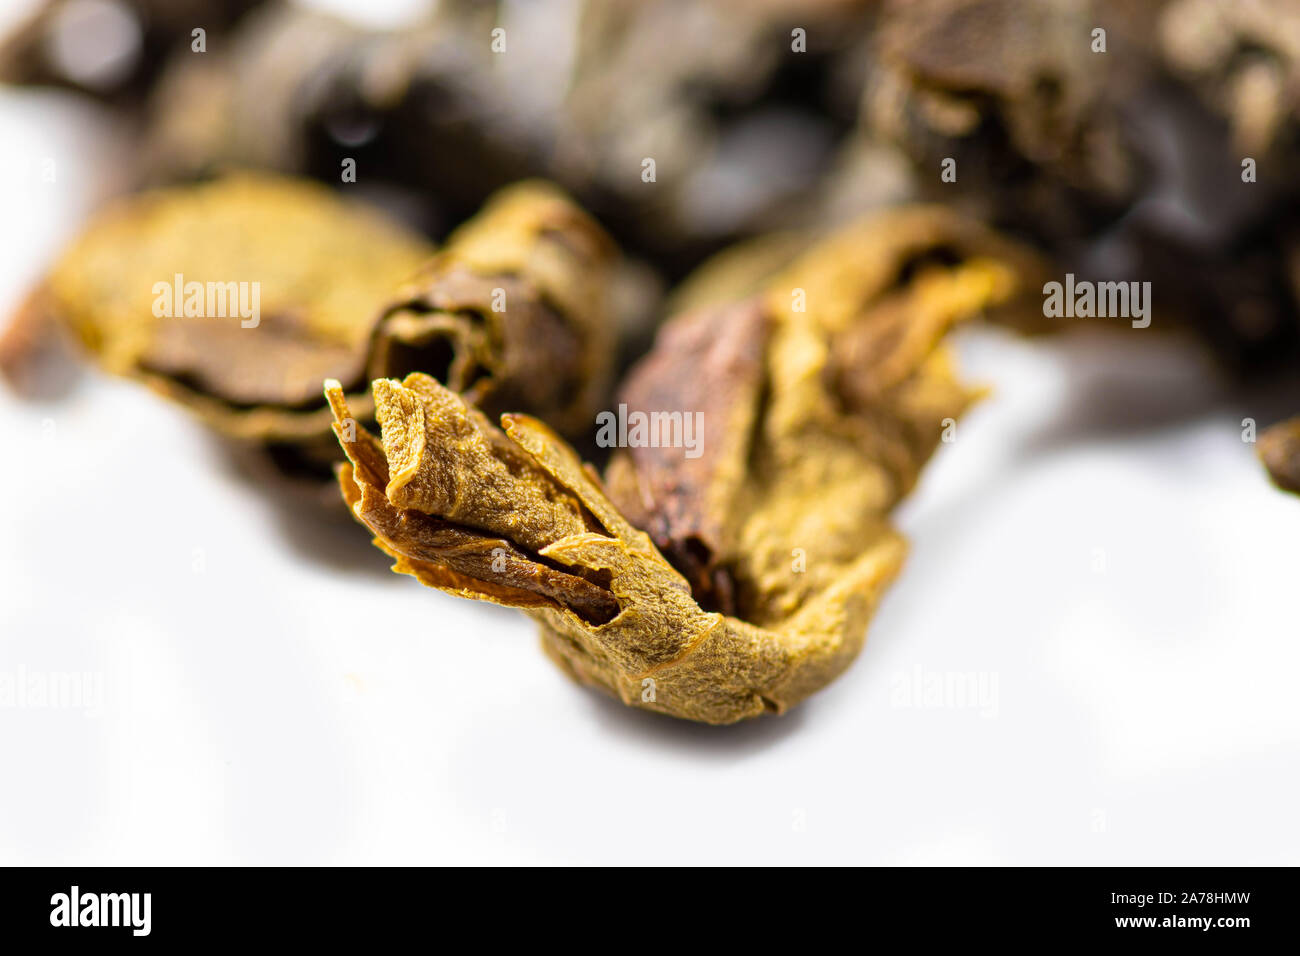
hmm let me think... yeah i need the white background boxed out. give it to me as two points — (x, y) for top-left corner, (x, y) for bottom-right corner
(2, 3), (1299, 866)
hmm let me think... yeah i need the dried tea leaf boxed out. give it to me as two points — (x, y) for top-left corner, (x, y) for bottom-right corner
(366, 181), (618, 438)
(326, 378), (619, 623)
(330, 208), (1027, 723)
(865, 0), (1300, 366)
(19, 174), (623, 488)
(866, 0), (1142, 236)
(1260, 417), (1300, 495)
(328, 373), (905, 723)
(36, 173), (432, 445)
(760, 205), (1029, 333)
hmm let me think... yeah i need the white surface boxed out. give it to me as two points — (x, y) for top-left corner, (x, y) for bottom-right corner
(2, 90), (1299, 867)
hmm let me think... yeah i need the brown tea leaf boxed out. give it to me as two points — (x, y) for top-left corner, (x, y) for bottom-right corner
(35, 172), (432, 443)
(328, 375), (621, 624)
(366, 181), (618, 438)
(327, 378), (619, 623)
(867, 0), (1142, 236)
(331, 207), (1027, 723)
(328, 372), (906, 723)
(601, 299), (769, 613)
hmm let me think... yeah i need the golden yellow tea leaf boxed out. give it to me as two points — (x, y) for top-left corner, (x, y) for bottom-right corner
(42, 173), (432, 443)
(329, 206), (1029, 723)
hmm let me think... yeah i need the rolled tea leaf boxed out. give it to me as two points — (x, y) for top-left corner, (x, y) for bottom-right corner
(1260, 417), (1300, 495)
(365, 181), (618, 439)
(328, 373), (905, 724)
(328, 208), (1026, 723)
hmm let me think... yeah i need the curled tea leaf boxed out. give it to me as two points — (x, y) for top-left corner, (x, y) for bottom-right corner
(327, 375), (622, 625)
(366, 181), (618, 438)
(328, 373), (906, 723)
(331, 207), (1027, 723)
